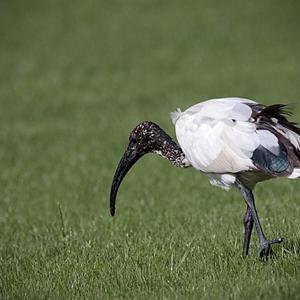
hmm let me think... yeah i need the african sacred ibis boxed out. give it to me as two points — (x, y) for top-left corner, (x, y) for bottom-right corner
(110, 97), (300, 259)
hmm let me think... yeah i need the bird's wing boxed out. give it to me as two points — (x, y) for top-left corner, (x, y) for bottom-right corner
(248, 103), (300, 177)
(174, 99), (261, 173)
(173, 98), (300, 176)
(250, 103), (300, 150)
(170, 97), (256, 125)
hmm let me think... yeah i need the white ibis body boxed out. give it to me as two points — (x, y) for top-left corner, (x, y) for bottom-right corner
(110, 97), (300, 259)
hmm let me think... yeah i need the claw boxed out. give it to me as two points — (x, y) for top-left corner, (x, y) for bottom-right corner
(259, 238), (284, 260)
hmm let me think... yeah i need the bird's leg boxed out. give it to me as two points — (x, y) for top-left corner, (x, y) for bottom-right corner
(242, 205), (253, 257)
(236, 180), (283, 259)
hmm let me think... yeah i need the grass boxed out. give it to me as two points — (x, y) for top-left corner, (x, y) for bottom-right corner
(1, 0), (300, 298)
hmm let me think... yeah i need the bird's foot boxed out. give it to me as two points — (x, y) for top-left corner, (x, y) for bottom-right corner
(259, 238), (283, 260)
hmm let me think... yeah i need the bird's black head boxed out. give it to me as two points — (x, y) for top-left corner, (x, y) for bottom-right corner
(110, 121), (185, 216)
(128, 121), (167, 154)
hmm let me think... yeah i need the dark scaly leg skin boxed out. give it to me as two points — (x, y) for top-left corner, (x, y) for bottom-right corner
(242, 206), (274, 257)
(243, 206), (254, 257)
(236, 180), (283, 259)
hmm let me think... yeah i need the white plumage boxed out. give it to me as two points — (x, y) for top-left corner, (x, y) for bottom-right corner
(171, 97), (300, 190)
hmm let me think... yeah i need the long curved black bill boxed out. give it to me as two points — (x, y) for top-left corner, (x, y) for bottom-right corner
(110, 143), (143, 216)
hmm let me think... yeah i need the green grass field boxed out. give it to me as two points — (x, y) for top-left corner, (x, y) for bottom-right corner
(1, 0), (300, 299)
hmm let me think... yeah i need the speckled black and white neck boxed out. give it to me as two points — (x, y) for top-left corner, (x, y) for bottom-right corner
(130, 121), (189, 168)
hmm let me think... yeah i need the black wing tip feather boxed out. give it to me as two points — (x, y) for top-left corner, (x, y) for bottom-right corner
(263, 104), (293, 116)
(255, 102), (300, 136)
(258, 103), (298, 125)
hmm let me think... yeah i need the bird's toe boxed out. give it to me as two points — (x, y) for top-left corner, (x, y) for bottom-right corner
(258, 238), (284, 260)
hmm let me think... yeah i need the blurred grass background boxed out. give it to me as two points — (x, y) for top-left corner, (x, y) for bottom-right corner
(1, 0), (300, 299)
